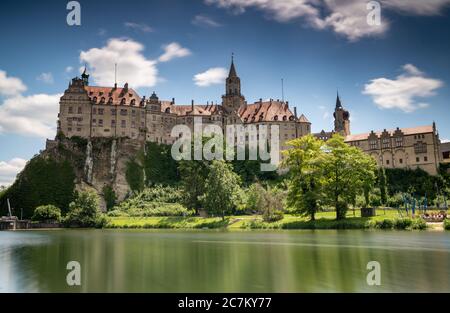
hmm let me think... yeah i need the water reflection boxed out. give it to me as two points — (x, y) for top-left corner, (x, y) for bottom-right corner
(0, 230), (449, 292)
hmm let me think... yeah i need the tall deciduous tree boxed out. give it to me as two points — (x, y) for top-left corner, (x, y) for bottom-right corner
(201, 160), (241, 220)
(322, 135), (377, 220)
(283, 135), (325, 221)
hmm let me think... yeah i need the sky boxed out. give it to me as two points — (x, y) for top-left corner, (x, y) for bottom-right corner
(1, 0), (450, 186)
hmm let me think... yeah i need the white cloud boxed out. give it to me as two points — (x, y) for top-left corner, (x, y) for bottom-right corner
(206, 0), (450, 41)
(65, 66), (74, 73)
(441, 138), (450, 143)
(192, 15), (222, 27)
(36, 72), (54, 84)
(158, 42), (191, 63)
(363, 64), (444, 113)
(0, 158), (27, 187)
(0, 93), (62, 137)
(80, 38), (159, 88)
(0, 70), (27, 97)
(194, 67), (228, 87)
(124, 22), (154, 33)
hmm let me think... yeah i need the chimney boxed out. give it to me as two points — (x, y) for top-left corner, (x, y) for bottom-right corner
(294, 107), (298, 118)
(172, 98), (175, 105)
(191, 100), (194, 111)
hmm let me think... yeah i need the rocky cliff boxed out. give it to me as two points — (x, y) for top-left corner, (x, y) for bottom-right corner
(44, 137), (144, 211)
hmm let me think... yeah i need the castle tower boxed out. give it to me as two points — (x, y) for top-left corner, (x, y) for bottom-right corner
(334, 92), (351, 136)
(222, 55), (245, 113)
(81, 66), (89, 86)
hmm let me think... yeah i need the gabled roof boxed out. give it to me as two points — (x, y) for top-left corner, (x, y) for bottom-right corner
(238, 100), (297, 123)
(298, 114), (310, 123)
(345, 125), (434, 142)
(84, 85), (142, 106)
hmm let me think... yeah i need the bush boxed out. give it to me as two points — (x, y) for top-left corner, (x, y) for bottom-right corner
(102, 185), (116, 211)
(111, 186), (191, 217)
(63, 191), (102, 227)
(393, 218), (413, 230)
(372, 219), (394, 229)
(411, 218), (427, 230)
(262, 210), (284, 222)
(32, 205), (62, 223)
(444, 219), (450, 230)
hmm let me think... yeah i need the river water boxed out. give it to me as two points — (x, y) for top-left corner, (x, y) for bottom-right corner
(0, 229), (449, 292)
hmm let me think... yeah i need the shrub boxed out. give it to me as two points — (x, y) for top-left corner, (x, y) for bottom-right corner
(262, 210), (284, 223)
(393, 218), (413, 230)
(411, 218), (427, 230)
(444, 219), (450, 230)
(102, 185), (116, 211)
(372, 219), (394, 229)
(63, 191), (102, 227)
(32, 205), (62, 223)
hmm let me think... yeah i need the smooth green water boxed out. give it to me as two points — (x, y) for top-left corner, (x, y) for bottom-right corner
(0, 229), (449, 292)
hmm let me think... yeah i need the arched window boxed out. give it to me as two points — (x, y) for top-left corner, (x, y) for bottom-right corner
(120, 98), (126, 105)
(92, 96), (97, 103)
(274, 115), (278, 121)
(165, 107), (170, 113)
(130, 99), (136, 106)
(283, 115), (287, 121)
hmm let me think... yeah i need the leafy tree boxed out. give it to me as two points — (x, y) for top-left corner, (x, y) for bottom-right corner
(179, 159), (210, 213)
(126, 158), (144, 193)
(102, 185), (117, 211)
(260, 187), (286, 222)
(321, 134), (377, 220)
(0, 156), (75, 218)
(283, 135), (325, 221)
(378, 167), (388, 206)
(201, 160), (241, 220)
(32, 205), (62, 222)
(64, 191), (106, 227)
(143, 142), (179, 185)
(245, 183), (266, 213)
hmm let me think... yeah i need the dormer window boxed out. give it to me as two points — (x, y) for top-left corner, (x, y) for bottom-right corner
(274, 116), (278, 121)
(130, 99), (136, 106)
(108, 97), (113, 105)
(283, 116), (287, 121)
(100, 97), (105, 104)
(92, 97), (97, 103)
(120, 98), (126, 105)
(165, 108), (170, 113)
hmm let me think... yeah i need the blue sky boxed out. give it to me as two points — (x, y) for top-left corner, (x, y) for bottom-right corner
(1, 0), (450, 185)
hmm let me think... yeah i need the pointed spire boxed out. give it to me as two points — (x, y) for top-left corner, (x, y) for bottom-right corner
(336, 90), (342, 109)
(228, 53), (237, 78)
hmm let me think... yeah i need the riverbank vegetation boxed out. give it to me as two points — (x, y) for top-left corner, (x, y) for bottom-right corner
(1, 134), (449, 231)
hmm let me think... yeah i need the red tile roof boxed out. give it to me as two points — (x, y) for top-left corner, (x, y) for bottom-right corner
(238, 101), (296, 123)
(84, 86), (142, 106)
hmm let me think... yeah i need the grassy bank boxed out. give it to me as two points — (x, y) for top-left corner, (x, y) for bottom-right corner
(106, 210), (434, 231)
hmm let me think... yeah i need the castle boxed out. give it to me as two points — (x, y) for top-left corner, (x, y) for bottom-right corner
(58, 58), (311, 157)
(313, 94), (443, 175)
(57, 58), (443, 175)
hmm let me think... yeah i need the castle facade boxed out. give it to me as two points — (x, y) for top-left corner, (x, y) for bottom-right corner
(58, 59), (311, 155)
(314, 95), (443, 175)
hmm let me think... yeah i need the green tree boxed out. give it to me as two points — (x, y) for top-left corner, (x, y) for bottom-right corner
(64, 191), (105, 227)
(201, 160), (241, 220)
(143, 142), (179, 185)
(126, 158), (144, 193)
(0, 156), (75, 218)
(102, 185), (117, 211)
(378, 167), (388, 206)
(283, 135), (325, 221)
(322, 134), (377, 220)
(32, 205), (62, 223)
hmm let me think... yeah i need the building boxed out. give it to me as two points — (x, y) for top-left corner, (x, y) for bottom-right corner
(57, 58), (311, 157)
(441, 142), (450, 164)
(314, 94), (442, 175)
